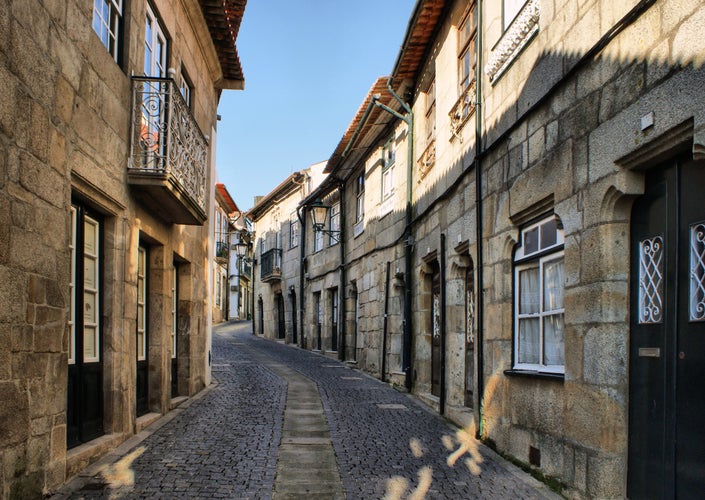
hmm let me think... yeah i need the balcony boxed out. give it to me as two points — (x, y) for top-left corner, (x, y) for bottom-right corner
(260, 248), (282, 283)
(449, 79), (477, 140)
(215, 241), (228, 263)
(239, 258), (252, 280)
(128, 77), (208, 225)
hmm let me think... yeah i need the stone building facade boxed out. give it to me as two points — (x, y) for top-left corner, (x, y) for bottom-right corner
(213, 183), (239, 324)
(293, 0), (705, 498)
(249, 162), (325, 344)
(0, 0), (245, 497)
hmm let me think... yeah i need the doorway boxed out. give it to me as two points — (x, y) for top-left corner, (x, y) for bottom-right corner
(67, 204), (104, 448)
(136, 245), (149, 417)
(431, 261), (441, 397)
(290, 290), (297, 344)
(628, 157), (705, 498)
(276, 293), (285, 339)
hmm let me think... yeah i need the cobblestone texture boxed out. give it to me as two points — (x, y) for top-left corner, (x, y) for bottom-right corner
(55, 321), (558, 499)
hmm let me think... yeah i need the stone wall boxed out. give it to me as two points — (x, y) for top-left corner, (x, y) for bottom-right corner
(0, 0), (224, 496)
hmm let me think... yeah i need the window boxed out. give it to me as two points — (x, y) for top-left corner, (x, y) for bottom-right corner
(290, 214), (299, 248)
(330, 202), (340, 246)
(456, 4), (477, 124)
(382, 136), (396, 201)
(69, 205), (102, 365)
(215, 270), (221, 306)
(425, 79), (436, 144)
(137, 246), (147, 362)
(92, 0), (122, 62)
(179, 67), (193, 108)
(504, 0), (527, 30)
(172, 265), (177, 361)
(144, 5), (167, 78)
(355, 173), (365, 222)
(314, 224), (324, 252)
(513, 215), (564, 373)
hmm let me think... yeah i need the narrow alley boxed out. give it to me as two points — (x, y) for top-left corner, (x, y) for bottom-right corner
(53, 321), (560, 499)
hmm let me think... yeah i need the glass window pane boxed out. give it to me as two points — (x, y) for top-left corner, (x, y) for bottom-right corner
(138, 331), (145, 359)
(84, 291), (97, 323)
(504, 0), (527, 29)
(518, 318), (540, 364)
(519, 267), (540, 314)
(543, 258), (564, 310)
(690, 224), (705, 321)
(544, 314), (565, 365)
(84, 326), (97, 359)
(84, 256), (97, 289)
(524, 226), (538, 255)
(540, 218), (557, 249)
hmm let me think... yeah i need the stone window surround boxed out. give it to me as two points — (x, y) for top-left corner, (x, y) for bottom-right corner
(510, 213), (566, 377)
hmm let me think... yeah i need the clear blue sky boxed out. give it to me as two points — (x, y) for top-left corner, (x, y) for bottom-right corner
(215, 0), (416, 211)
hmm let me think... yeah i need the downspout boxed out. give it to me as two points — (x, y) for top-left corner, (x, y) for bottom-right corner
(297, 205), (307, 349)
(475, 0), (485, 437)
(440, 233), (447, 415)
(377, 79), (413, 392)
(338, 182), (347, 361)
(381, 261), (391, 383)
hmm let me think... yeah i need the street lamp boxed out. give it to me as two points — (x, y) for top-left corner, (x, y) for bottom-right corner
(234, 240), (248, 258)
(309, 198), (340, 242)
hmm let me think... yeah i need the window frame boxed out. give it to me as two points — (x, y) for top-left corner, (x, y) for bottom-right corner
(179, 66), (193, 109)
(355, 173), (365, 223)
(290, 214), (299, 249)
(503, 0), (528, 32)
(425, 78), (436, 144)
(329, 202), (340, 247)
(381, 136), (396, 202)
(457, 4), (477, 94)
(144, 4), (168, 78)
(512, 215), (565, 375)
(92, 0), (123, 62)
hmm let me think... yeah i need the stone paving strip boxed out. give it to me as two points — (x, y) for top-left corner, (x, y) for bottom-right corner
(236, 342), (345, 499)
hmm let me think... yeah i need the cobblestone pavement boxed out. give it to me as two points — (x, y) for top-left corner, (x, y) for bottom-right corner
(54, 321), (560, 499)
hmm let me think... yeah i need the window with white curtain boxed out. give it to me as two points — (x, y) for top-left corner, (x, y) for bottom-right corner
(514, 215), (565, 373)
(503, 0), (527, 30)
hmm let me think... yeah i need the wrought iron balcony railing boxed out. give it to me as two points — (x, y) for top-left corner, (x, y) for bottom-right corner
(215, 241), (228, 260)
(260, 248), (282, 282)
(128, 77), (208, 225)
(240, 258), (252, 280)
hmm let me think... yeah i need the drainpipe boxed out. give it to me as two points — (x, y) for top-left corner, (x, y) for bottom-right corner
(440, 233), (447, 415)
(475, 0), (485, 437)
(297, 205), (307, 349)
(375, 79), (413, 391)
(338, 182), (347, 361)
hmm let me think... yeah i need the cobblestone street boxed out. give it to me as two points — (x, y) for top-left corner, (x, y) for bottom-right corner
(54, 321), (560, 499)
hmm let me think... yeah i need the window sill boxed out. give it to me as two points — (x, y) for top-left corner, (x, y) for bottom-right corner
(504, 369), (564, 381)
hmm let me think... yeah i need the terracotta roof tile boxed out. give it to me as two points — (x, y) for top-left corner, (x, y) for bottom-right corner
(200, 0), (247, 84)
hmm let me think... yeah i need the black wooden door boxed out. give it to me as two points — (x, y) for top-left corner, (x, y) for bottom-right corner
(136, 246), (149, 417)
(276, 294), (285, 339)
(465, 265), (475, 408)
(628, 158), (705, 498)
(431, 262), (441, 397)
(290, 291), (297, 344)
(67, 205), (104, 448)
